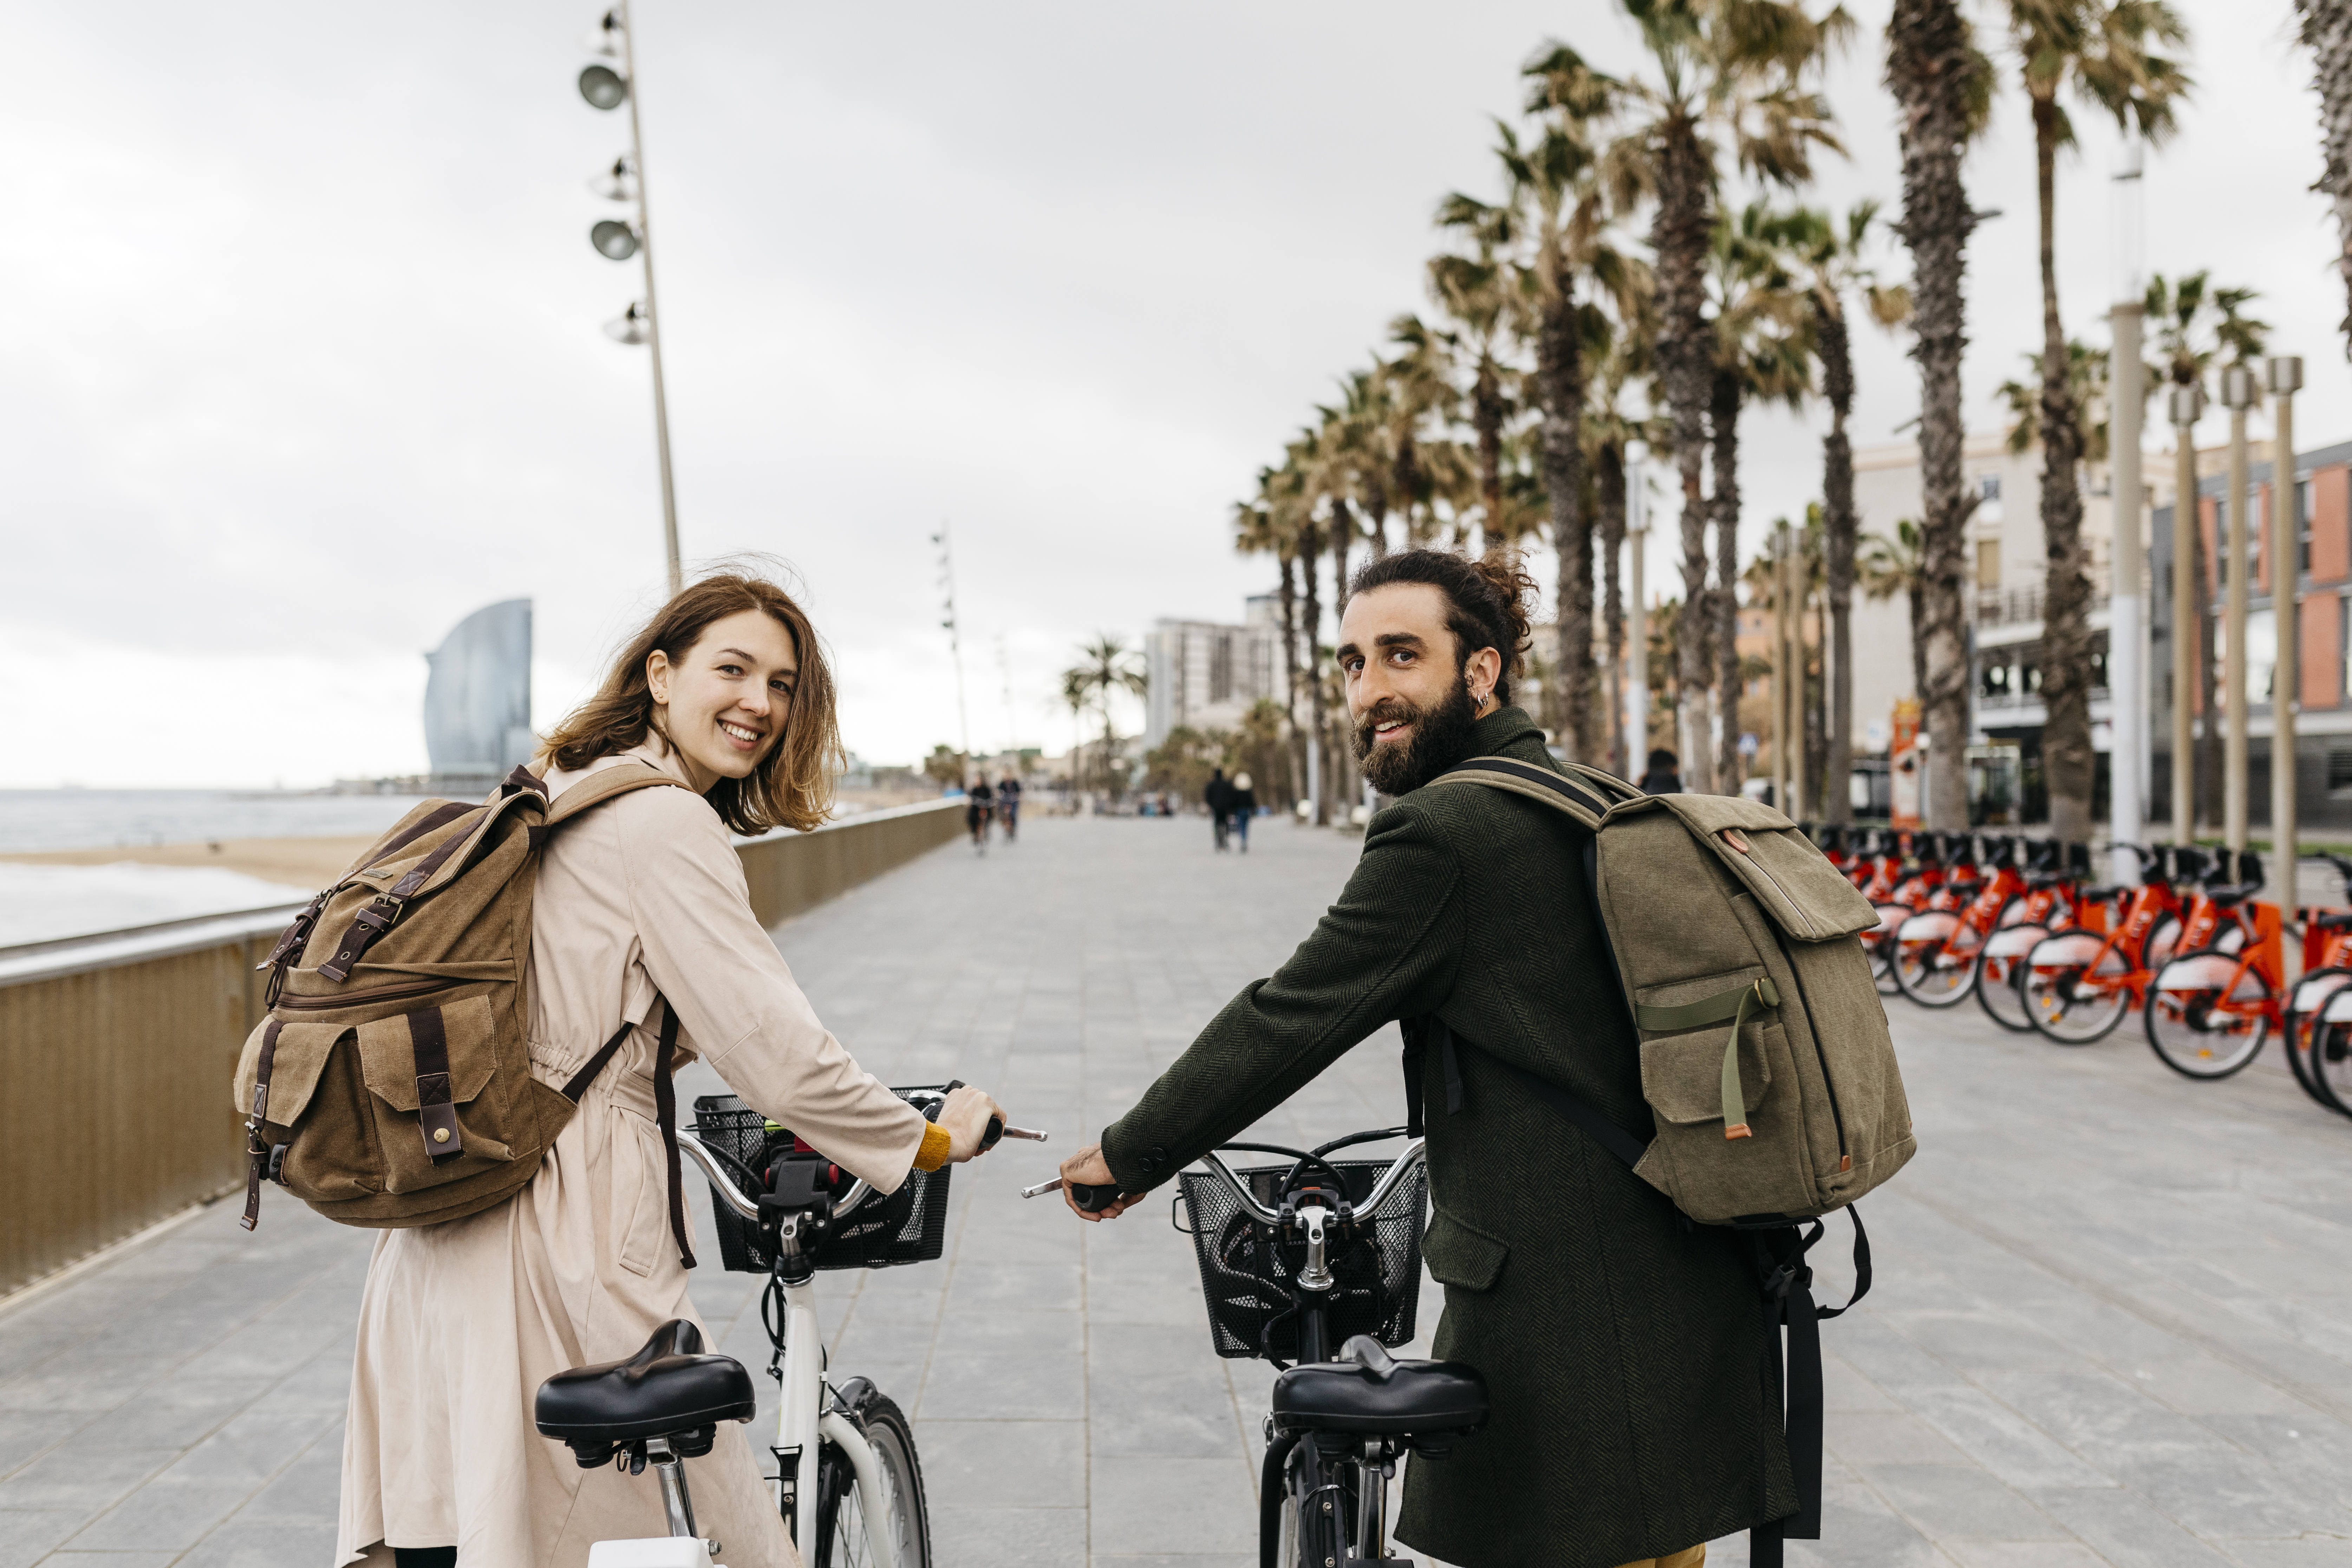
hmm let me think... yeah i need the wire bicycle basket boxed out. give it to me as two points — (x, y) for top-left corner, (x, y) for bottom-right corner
(1175, 1158), (1427, 1361)
(692, 1092), (952, 1274)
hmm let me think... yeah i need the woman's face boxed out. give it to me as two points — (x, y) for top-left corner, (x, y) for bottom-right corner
(645, 608), (798, 792)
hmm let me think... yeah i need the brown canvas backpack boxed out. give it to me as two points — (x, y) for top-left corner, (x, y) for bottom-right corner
(233, 761), (692, 1245)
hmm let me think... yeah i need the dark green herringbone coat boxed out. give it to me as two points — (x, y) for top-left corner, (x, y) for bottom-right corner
(1101, 708), (1796, 1568)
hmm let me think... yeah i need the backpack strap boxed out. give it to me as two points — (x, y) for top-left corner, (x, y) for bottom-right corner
(543, 758), (691, 827)
(1428, 755), (1611, 827)
(558, 995), (697, 1270)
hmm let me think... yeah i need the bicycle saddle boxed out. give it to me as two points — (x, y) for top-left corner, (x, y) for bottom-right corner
(1269, 1335), (1487, 1437)
(535, 1319), (756, 1465)
(2204, 883), (2263, 907)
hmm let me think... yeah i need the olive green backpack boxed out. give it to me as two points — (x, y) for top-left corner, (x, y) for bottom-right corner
(232, 762), (693, 1246)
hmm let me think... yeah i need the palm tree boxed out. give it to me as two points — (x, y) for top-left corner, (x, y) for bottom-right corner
(1060, 667), (1091, 793)
(1770, 201), (1910, 823)
(2007, 0), (2190, 843)
(1614, 0), (1850, 790)
(2294, 0), (2352, 358)
(1430, 193), (1525, 555)
(1385, 315), (1464, 548)
(1585, 339), (1662, 778)
(1233, 482), (1306, 806)
(2148, 271), (2270, 826)
(1708, 201), (1814, 792)
(1886, 0), (1994, 827)
(1859, 518), (1929, 709)
(1067, 635), (1148, 801)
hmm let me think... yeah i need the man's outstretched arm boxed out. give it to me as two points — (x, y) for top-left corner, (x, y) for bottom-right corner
(1060, 807), (1463, 1217)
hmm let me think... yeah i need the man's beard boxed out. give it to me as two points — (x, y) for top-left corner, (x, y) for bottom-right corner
(1352, 670), (1481, 796)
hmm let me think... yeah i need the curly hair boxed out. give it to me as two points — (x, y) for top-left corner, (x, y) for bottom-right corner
(1347, 548), (1538, 704)
(538, 567), (844, 834)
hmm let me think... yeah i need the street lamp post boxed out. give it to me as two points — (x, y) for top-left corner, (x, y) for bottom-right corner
(2269, 355), (2305, 909)
(2169, 380), (2206, 844)
(2222, 364), (2256, 853)
(1771, 521), (1789, 811)
(581, 4), (682, 598)
(1626, 444), (1649, 778)
(2109, 138), (2147, 887)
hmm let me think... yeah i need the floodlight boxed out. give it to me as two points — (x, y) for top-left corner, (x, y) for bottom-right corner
(583, 9), (624, 57)
(579, 64), (629, 110)
(604, 301), (652, 344)
(2222, 364), (2256, 410)
(2268, 356), (2305, 396)
(591, 219), (640, 261)
(2168, 384), (2206, 426)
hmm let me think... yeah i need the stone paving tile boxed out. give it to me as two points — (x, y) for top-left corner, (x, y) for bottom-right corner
(15, 815), (2352, 1565)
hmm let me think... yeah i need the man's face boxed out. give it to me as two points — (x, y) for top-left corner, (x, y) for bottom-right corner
(1337, 583), (1500, 795)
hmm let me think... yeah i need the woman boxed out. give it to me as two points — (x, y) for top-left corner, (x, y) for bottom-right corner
(339, 572), (1005, 1567)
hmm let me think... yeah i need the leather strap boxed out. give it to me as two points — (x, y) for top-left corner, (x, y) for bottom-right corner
(561, 1020), (634, 1101)
(409, 1007), (463, 1163)
(241, 1019), (285, 1231)
(652, 1004), (696, 1269)
(318, 812), (486, 982)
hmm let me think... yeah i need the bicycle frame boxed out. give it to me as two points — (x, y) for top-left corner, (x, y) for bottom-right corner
(678, 1133), (902, 1568)
(2150, 899), (2286, 1040)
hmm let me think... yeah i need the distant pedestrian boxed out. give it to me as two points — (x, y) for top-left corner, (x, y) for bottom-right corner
(1228, 771), (1257, 852)
(1639, 748), (1683, 795)
(966, 775), (994, 850)
(996, 773), (1022, 843)
(1205, 767), (1234, 851)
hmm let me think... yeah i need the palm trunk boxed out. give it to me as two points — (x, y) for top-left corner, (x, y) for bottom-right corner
(1536, 273), (1593, 760)
(1326, 509), (1359, 814)
(1300, 515), (1328, 825)
(1711, 366), (1746, 794)
(1654, 110), (1717, 790)
(1818, 297), (1859, 823)
(2032, 94), (2096, 842)
(1365, 476), (1392, 562)
(1390, 434), (1420, 555)
(1889, 0), (1982, 830)
(1473, 357), (1506, 554)
(2299, 0), (2352, 357)
(1277, 550), (1305, 807)
(2195, 498), (2221, 828)
(1600, 441), (1628, 778)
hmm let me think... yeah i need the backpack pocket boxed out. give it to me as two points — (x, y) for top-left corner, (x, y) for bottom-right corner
(1631, 968), (1815, 1224)
(234, 1019), (383, 1201)
(356, 995), (519, 1193)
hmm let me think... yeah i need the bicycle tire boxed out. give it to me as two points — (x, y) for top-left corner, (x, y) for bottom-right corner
(2283, 966), (2352, 1110)
(1975, 918), (2047, 1033)
(1870, 903), (1907, 996)
(1892, 909), (1981, 1008)
(2311, 1014), (2352, 1119)
(810, 1390), (930, 1568)
(2144, 949), (2271, 1080)
(2021, 926), (2133, 1045)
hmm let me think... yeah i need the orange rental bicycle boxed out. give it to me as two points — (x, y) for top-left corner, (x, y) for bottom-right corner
(2281, 854), (2352, 1116)
(2016, 845), (2196, 1046)
(2143, 850), (2280, 1079)
(1974, 840), (2091, 1033)
(1890, 836), (2048, 1009)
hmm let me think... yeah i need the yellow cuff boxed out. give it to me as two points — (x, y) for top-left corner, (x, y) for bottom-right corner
(913, 1120), (952, 1173)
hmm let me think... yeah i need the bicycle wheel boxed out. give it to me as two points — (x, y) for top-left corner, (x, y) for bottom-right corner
(2145, 950), (2271, 1079)
(2141, 913), (2181, 972)
(2314, 1016), (2352, 1118)
(2284, 966), (2352, 1108)
(1975, 920), (2047, 1033)
(2021, 928), (2133, 1045)
(1892, 910), (1982, 1007)
(811, 1388), (930, 1568)
(1870, 903), (1907, 996)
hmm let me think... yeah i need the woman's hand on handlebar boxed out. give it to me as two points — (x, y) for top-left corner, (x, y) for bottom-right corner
(1057, 1144), (1136, 1222)
(937, 1085), (1007, 1163)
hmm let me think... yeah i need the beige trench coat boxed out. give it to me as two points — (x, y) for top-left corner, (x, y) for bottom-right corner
(337, 742), (929, 1566)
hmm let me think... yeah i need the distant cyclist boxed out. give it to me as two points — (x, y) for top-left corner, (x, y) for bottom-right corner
(966, 775), (994, 851)
(997, 772), (1022, 842)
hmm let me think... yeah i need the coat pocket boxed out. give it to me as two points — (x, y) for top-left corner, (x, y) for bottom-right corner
(615, 1112), (670, 1277)
(1423, 1206), (1509, 1292)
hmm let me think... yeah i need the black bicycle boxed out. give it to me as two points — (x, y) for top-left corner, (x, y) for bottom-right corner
(1047, 1131), (1484, 1568)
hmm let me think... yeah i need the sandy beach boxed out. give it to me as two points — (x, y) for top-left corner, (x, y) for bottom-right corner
(0, 835), (376, 892)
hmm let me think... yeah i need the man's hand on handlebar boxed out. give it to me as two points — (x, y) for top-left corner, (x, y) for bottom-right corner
(937, 1085), (1008, 1163)
(1057, 1144), (1136, 1221)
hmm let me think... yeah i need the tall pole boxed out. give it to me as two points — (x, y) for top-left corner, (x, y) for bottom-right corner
(2222, 366), (2255, 852)
(935, 524), (972, 789)
(1627, 444), (1650, 774)
(2108, 138), (2146, 886)
(1771, 522), (1790, 810)
(618, 0), (682, 598)
(2270, 356), (2305, 909)
(2170, 383), (2205, 843)
(1792, 546), (1808, 818)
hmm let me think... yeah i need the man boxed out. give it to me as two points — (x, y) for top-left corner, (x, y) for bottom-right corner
(1227, 770), (1256, 853)
(1058, 549), (1792, 1568)
(1640, 747), (1684, 795)
(1205, 766), (1234, 851)
(964, 774), (993, 851)
(997, 772), (1022, 843)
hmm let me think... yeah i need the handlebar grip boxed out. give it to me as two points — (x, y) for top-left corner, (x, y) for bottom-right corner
(943, 1080), (1006, 1152)
(1067, 1181), (1121, 1213)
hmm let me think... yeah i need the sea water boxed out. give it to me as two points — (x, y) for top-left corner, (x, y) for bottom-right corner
(0, 790), (438, 947)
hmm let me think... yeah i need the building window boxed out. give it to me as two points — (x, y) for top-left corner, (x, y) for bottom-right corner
(1980, 475), (2001, 501)
(2299, 477), (2314, 575)
(2216, 497), (2228, 584)
(1981, 663), (2012, 700)
(2331, 747), (2352, 794)
(1975, 540), (2000, 589)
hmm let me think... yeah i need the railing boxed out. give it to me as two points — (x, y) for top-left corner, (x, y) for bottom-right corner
(0, 796), (966, 1299)
(1969, 575), (2113, 629)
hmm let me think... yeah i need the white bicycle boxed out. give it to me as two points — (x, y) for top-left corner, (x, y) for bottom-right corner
(535, 1086), (1020, 1568)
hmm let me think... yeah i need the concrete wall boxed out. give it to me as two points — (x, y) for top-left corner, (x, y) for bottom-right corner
(0, 797), (964, 1299)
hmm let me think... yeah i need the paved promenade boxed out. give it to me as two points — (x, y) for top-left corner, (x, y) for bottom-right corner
(5, 813), (2352, 1567)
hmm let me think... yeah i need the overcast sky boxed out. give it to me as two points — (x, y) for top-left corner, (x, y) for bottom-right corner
(2, 0), (2338, 788)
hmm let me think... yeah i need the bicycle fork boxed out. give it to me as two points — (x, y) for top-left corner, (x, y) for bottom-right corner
(1277, 1431), (1407, 1568)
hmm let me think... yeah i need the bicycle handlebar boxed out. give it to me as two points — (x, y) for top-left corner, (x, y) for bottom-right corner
(1194, 1137), (1429, 1227)
(675, 1129), (878, 1226)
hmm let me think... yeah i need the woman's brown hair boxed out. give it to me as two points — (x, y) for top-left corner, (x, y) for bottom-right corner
(539, 569), (843, 834)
